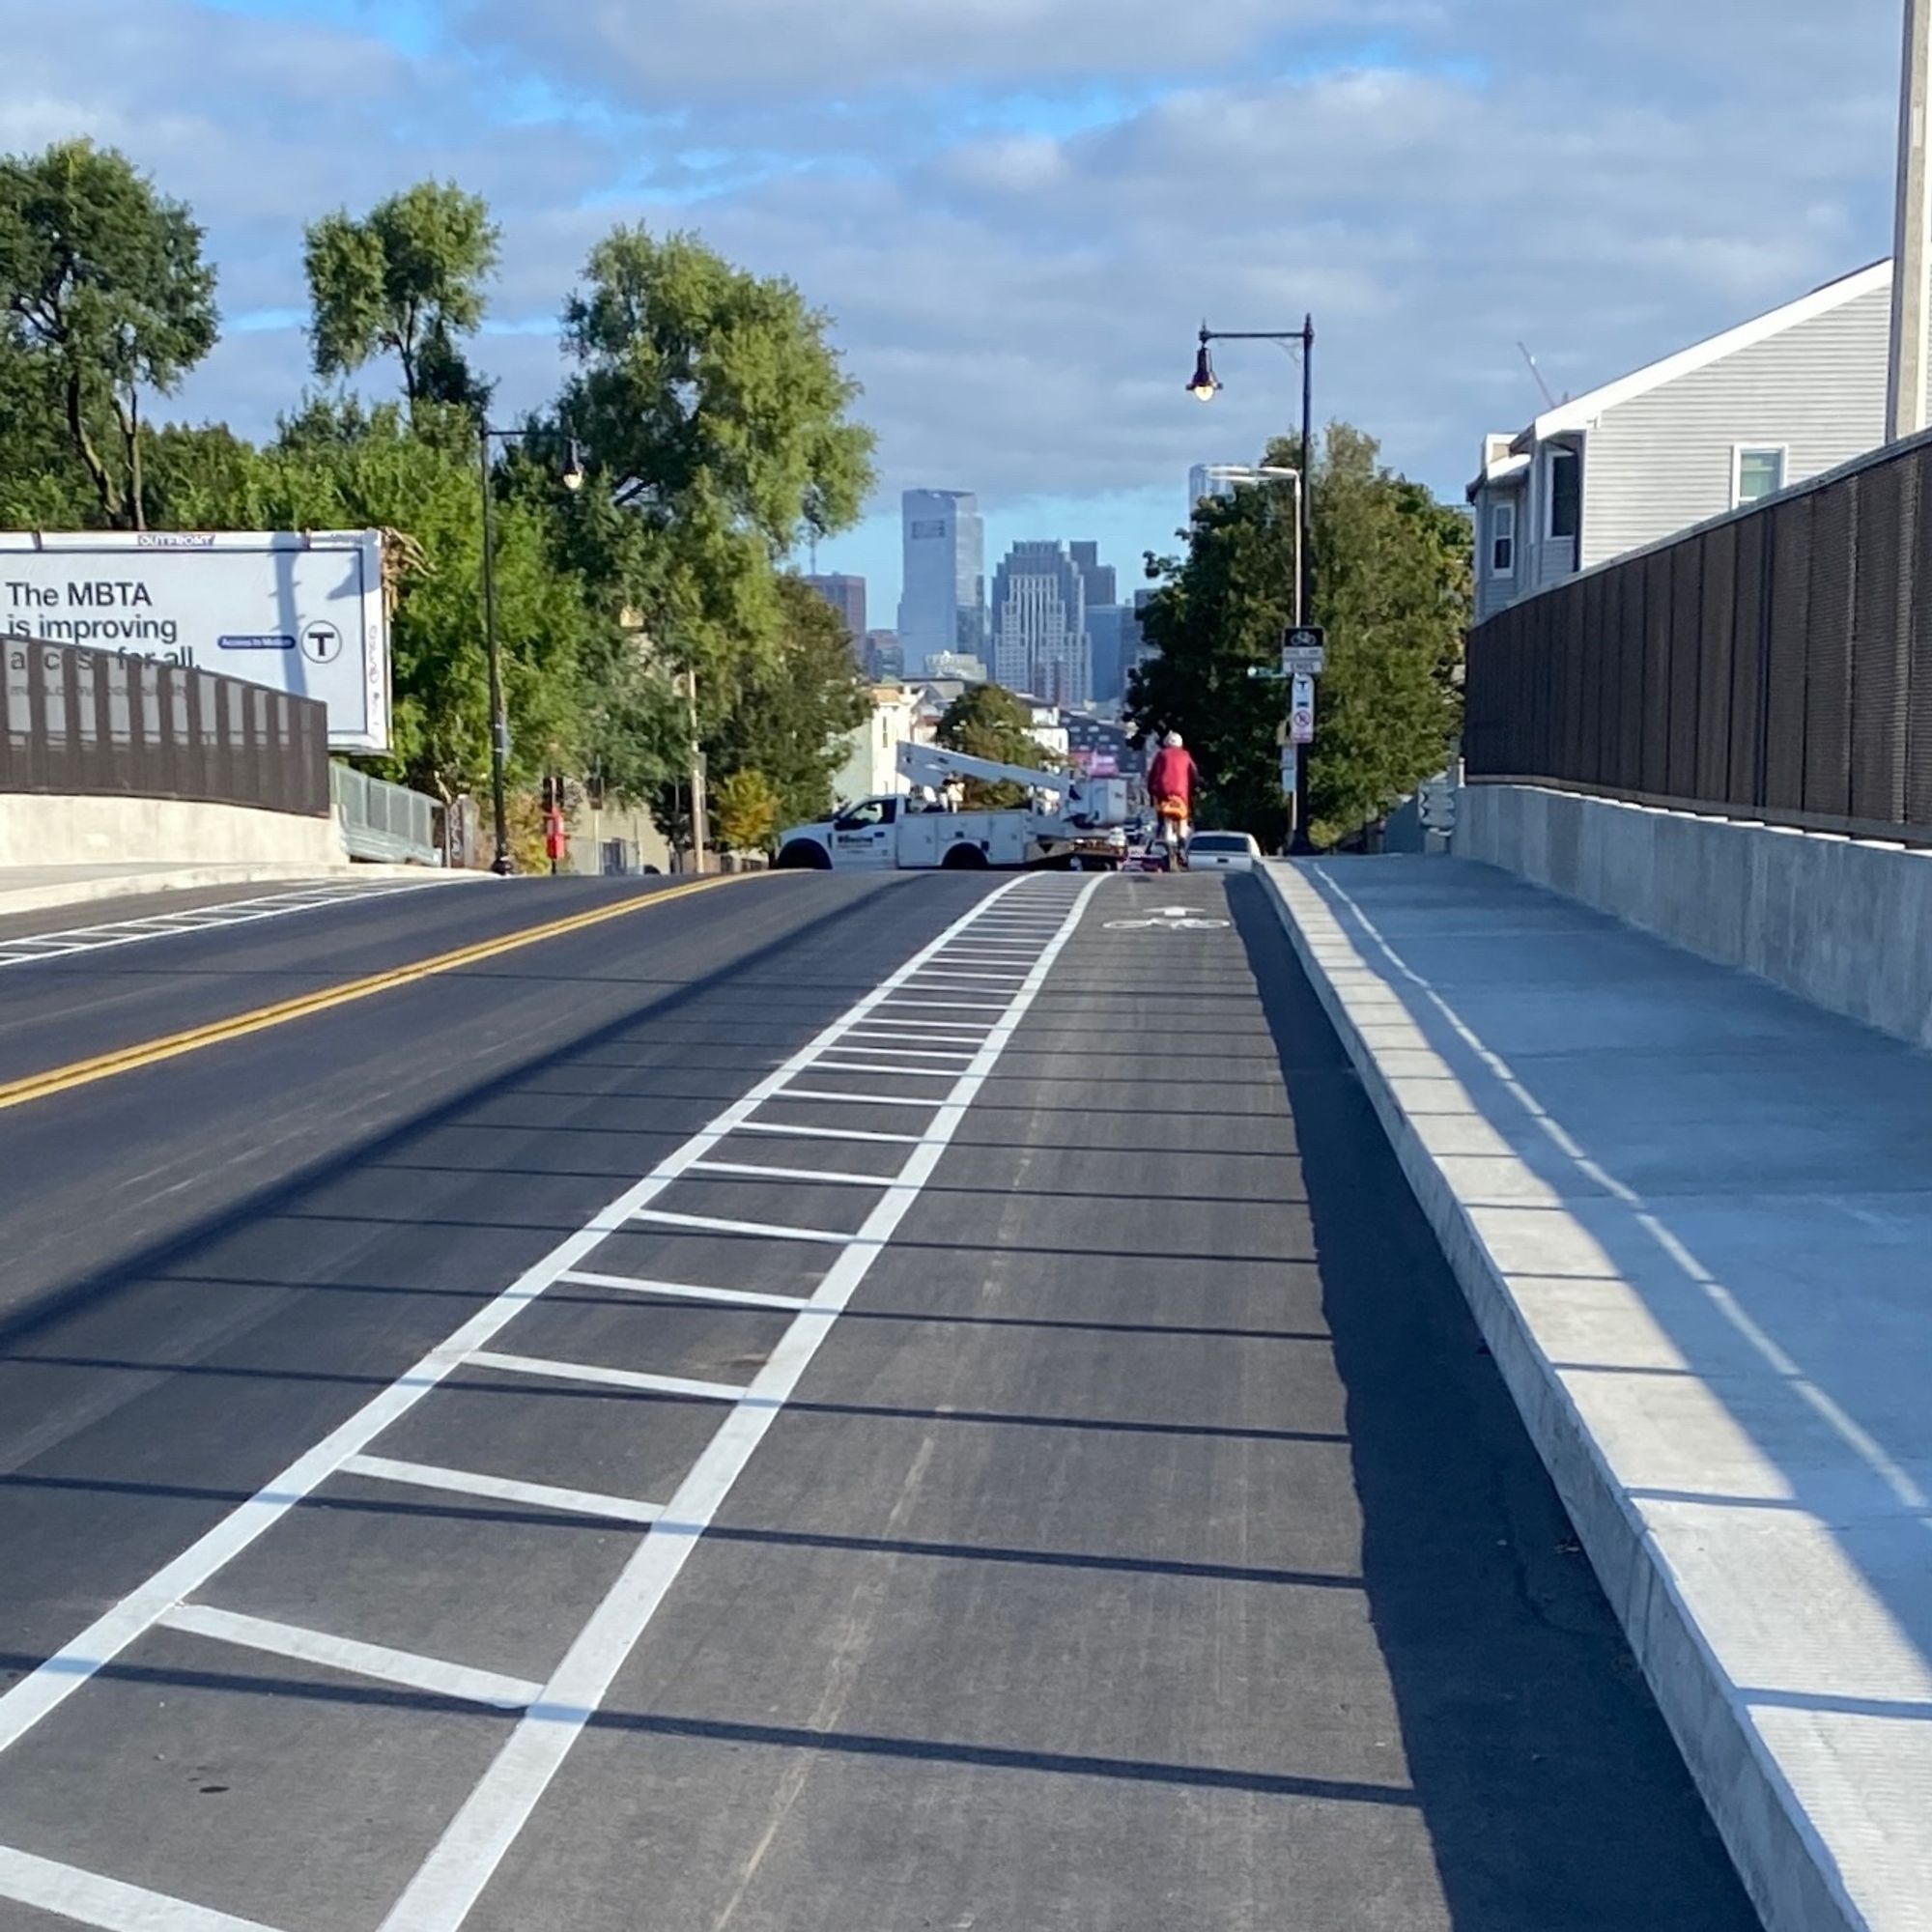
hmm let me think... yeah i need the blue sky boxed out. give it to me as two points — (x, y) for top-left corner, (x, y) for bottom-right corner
(1, 0), (1906, 617)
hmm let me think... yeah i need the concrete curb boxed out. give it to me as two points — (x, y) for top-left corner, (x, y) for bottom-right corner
(0, 863), (478, 920)
(1256, 859), (1866, 1932)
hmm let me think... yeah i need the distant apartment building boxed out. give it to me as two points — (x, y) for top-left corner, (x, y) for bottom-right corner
(831, 682), (925, 806)
(897, 490), (985, 675)
(990, 541), (1090, 709)
(802, 573), (867, 642)
(861, 629), (902, 680)
(1469, 260), (1890, 623)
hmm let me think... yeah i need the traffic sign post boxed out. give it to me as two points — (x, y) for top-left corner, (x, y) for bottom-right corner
(1281, 625), (1326, 677)
(1290, 671), (1316, 746)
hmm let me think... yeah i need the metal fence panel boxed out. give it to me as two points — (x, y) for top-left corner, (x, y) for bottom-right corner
(1695, 520), (1737, 801)
(1851, 457), (1911, 824)
(1666, 537), (1703, 797)
(1804, 477), (1856, 819)
(0, 637), (328, 815)
(1464, 431), (1932, 845)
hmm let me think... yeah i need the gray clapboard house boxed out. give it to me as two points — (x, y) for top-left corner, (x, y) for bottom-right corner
(1468, 260), (1891, 622)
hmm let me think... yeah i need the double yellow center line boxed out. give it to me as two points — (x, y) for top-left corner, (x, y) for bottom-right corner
(0, 874), (750, 1116)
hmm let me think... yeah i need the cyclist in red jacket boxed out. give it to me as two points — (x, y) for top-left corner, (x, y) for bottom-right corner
(1146, 731), (1200, 866)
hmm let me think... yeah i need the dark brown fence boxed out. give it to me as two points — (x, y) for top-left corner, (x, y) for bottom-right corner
(1464, 436), (1932, 845)
(1, 638), (329, 817)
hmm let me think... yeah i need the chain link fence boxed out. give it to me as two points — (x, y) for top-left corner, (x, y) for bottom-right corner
(329, 763), (438, 864)
(2, 636), (328, 816)
(1464, 435), (1932, 845)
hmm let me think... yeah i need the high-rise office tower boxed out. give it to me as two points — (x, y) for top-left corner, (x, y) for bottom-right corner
(1070, 542), (1122, 705)
(990, 541), (1090, 709)
(897, 491), (985, 675)
(803, 574), (867, 644)
(1188, 465), (1239, 519)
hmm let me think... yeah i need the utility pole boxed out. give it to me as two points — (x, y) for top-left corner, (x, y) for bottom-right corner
(1889, 0), (1932, 440)
(686, 666), (709, 874)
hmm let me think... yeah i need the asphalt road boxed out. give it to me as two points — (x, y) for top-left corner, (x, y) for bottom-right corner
(0, 867), (1760, 1931)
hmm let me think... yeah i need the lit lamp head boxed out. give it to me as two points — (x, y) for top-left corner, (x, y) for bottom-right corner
(1187, 335), (1220, 402)
(562, 438), (587, 493)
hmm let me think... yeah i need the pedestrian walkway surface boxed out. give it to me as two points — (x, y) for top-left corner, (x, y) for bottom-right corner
(1263, 857), (1932, 1932)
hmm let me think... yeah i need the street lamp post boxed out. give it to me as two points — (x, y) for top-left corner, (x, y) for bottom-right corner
(478, 422), (583, 874)
(1188, 317), (1319, 853)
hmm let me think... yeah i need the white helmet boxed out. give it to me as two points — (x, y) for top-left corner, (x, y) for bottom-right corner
(1165, 730), (1183, 748)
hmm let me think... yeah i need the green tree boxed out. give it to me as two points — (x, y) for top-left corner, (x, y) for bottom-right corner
(709, 573), (869, 829)
(303, 182), (498, 410)
(554, 226), (874, 692)
(935, 682), (1047, 809)
(1130, 423), (1466, 847)
(713, 768), (781, 854)
(0, 139), (218, 527)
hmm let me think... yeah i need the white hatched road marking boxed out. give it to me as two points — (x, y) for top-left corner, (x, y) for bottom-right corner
(626, 1207), (858, 1246)
(0, 1845), (280, 1932)
(0, 874), (1096, 1932)
(378, 879), (1096, 1932)
(729, 1121), (927, 1147)
(0, 880), (450, 969)
(874, 998), (1009, 1011)
(340, 1454), (665, 1526)
(804, 1060), (960, 1078)
(766, 1088), (944, 1109)
(464, 1350), (749, 1404)
(158, 1604), (543, 1712)
(689, 1158), (895, 1187)
(554, 1270), (821, 1314)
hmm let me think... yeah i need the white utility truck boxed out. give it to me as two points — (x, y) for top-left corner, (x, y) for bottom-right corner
(775, 742), (1129, 872)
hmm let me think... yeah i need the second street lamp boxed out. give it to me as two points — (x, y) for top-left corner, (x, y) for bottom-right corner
(1187, 315), (1318, 853)
(478, 424), (585, 875)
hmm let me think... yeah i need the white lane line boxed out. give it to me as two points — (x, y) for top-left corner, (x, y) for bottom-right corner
(767, 1088), (943, 1109)
(843, 1021), (992, 1037)
(464, 1350), (749, 1405)
(627, 1207), (857, 1245)
(0, 1846), (281, 1932)
(379, 880), (1098, 1932)
(0, 877), (1041, 1756)
(158, 1604), (542, 1712)
(730, 1121), (927, 1146)
(340, 1454), (664, 1527)
(555, 1269), (820, 1314)
(688, 1158), (896, 1187)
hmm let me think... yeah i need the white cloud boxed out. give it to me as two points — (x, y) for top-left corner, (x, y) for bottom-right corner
(0, 0), (1911, 585)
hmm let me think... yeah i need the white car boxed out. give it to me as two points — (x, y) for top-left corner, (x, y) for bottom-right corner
(1184, 830), (1262, 872)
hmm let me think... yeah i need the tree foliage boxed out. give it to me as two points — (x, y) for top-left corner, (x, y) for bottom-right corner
(935, 682), (1046, 809)
(0, 140), (217, 527)
(303, 181), (498, 410)
(713, 769), (781, 854)
(1130, 424), (1467, 847)
(0, 150), (886, 864)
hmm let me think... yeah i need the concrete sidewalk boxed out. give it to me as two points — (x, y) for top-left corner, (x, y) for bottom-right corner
(0, 860), (469, 919)
(1260, 858), (1932, 1932)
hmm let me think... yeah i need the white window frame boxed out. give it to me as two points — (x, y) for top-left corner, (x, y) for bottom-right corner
(1490, 500), (1517, 578)
(1732, 444), (1789, 509)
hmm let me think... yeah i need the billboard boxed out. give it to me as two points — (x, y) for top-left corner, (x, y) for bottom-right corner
(0, 530), (391, 752)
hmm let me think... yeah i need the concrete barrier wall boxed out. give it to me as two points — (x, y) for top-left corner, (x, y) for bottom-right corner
(1457, 784), (1932, 1048)
(0, 793), (345, 870)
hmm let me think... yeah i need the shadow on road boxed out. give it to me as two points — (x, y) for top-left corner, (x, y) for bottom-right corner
(1229, 878), (1760, 1932)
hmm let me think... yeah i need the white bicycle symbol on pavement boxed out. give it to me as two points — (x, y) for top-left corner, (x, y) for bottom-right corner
(1103, 904), (1232, 932)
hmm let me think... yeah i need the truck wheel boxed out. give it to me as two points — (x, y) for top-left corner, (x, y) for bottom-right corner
(941, 844), (989, 870)
(776, 840), (832, 870)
